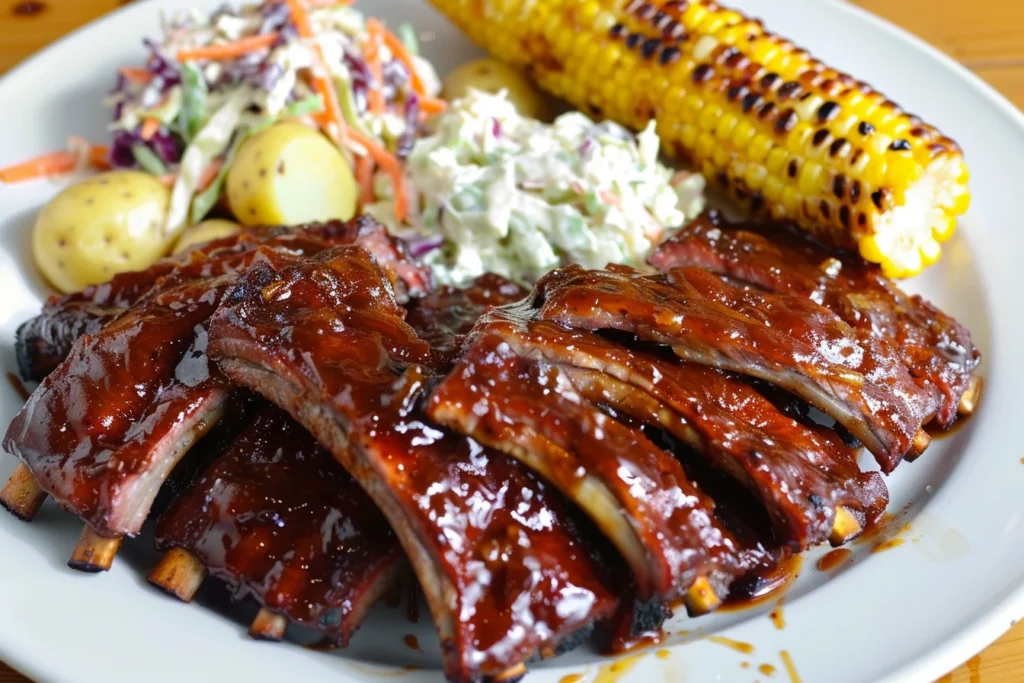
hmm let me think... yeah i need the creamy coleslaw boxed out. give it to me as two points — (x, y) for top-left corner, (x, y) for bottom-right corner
(369, 91), (706, 285)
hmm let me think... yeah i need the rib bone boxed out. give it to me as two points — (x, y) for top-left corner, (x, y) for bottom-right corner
(249, 608), (288, 641)
(0, 463), (46, 521)
(959, 376), (983, 416)
(67, 526), (122, 573)
(148, 548), (208, 602)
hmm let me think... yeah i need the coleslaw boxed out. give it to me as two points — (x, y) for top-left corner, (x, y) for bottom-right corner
(369, 91), (707, 285)
(103, 1), (440, 232)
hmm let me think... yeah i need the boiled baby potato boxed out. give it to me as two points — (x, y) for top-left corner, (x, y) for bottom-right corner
(33, 170), (172, 293)
(173, 219), (241, 255)
(442, 59), (550, 120)
(226, 122), (356, 227)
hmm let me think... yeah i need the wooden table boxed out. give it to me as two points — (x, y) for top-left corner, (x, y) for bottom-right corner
(0, 1), (1021, 682)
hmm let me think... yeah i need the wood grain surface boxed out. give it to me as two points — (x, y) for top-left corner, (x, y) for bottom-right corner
(0, 1), (1021, 682)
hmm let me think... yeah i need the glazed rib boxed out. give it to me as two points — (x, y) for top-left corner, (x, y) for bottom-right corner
(4, 219), (410, 538)
(155, 407), (404, 645)
(471, 303), (886, 549)
(4, 268), (235, 537)
(428, 326), (747, 603)
(14, 230), (250, 382)
(650, 213), (981, 427)
(207, 246), (617, 682)
(15, 217), (430, 382)
(534, 264), (930, 472)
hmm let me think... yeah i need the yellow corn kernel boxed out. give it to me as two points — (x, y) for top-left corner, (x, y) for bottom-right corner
(715, 112), (739, 142)
(798, 162), (825, 196)
(748, 134), (773, 163)
(731, 120), (756, 150)
(948, 191), (971, 215)
(765, 147), (789, 175)
(744, 163), (768, 191)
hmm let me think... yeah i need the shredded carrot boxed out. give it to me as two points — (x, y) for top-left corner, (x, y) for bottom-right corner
(177, 33), (281, 62)
(119, 67), (153, 84)
(197, 159), (224, 192)
(364, 20), (387, 114)
(355, 154), (375, 208)
(419, 96), (448, 116)
(346, 129), (407, 221)
(0, 143), (110, 184)
(155, 158), (223, 192)
(89, 146), (112, 171)
(374, 20), (426, 96)
(308, 0), (355, 6)
(284, 0), (348, 146)
(282, 1), (404, 219)
(0, 152), (78, 183)
(140, 117), (161, 141)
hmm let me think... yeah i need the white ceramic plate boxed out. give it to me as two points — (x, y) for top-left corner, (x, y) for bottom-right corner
(0, 1), (1022, 682)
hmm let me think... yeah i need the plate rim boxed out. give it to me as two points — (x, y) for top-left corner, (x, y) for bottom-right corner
(0, 1), (1021, 682)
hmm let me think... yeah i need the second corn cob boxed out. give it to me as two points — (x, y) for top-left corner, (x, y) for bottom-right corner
(429, 0), (971, 277)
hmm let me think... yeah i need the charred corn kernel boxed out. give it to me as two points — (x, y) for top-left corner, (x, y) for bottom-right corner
(429, 0), (972, 276)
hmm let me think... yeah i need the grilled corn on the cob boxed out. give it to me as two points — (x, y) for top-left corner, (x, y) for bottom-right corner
(429, 0), (970, 277)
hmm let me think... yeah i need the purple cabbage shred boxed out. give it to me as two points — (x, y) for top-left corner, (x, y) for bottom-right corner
(259, 1), (293, 35)
(110, 130), (184, 170)
(408, 235), (445, 258)
(143, 38), (181, 86)
(396, 92), (420, 160)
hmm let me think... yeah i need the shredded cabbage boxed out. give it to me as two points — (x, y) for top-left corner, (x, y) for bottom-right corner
(369, 90), (706, 286)
(165, 88), (249, 235)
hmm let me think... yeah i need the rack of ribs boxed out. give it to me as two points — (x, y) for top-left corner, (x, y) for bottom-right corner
(533, 263), (933, 473)
(650, 212), (982, 427)
(207, 245), (618, 682)
(434, 302), (887, 551)
(151, 406), (404, 645)
(428, 325), (758, 613)
(0, 210), (983, 679)
(14, 217), (431, 383)
(1, 218), (429, 570)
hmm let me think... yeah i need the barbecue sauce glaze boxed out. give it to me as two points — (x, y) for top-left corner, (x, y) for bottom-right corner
(208, 245), (617, 680)
(156, 407), (402, 643)
(651, 212), (980, 427)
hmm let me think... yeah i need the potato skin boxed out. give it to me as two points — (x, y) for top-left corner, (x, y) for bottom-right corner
(173, 219), (241, 255)
(442, 59), (550, 120)
(33, 171), (173, 293)
(226, 122), (357, 227)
